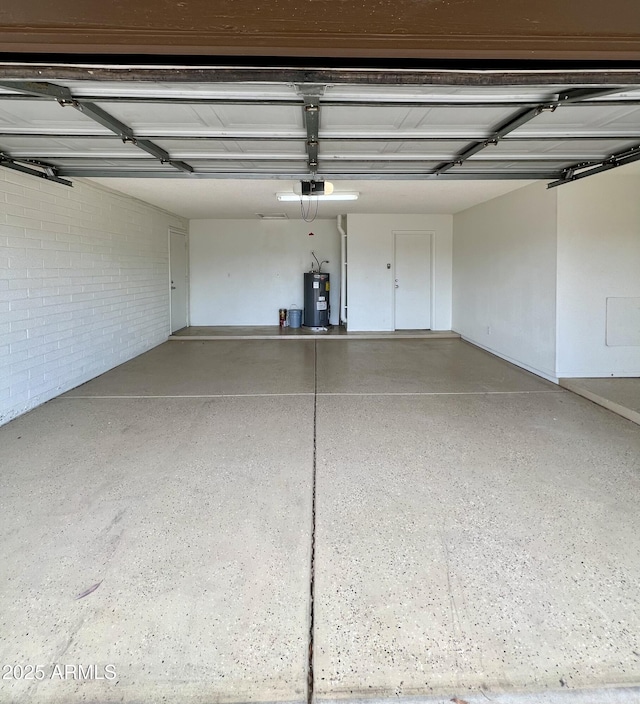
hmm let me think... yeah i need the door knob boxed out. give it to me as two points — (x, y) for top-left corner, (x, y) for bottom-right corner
(395, 284), (399, 288)
(171, 285), (176, 290)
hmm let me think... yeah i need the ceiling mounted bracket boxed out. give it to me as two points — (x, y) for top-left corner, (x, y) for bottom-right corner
(295, 84), (326, 98)
(0, 151), (72, 186)
(547, 142), (640, 188)
(302, 95), (322, 177)
(296, 84), (326, 177)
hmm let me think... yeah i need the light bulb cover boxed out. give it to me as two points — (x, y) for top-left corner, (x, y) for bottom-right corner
(277, 192), (358, 202)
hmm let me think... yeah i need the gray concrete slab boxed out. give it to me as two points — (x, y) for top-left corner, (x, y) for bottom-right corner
(560, 378), (640, 427)
(63, 340), (315, 397)
(316, 339), (557, 394)
(314, 392), (640, 701)
(0, 396), (313, 704)
(3, 339), (639, 704)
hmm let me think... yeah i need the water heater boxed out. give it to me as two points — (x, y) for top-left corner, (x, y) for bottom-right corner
(304, 272), (330, 328)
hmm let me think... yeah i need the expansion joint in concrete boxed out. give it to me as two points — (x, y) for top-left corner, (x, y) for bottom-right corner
(308, 340), (318, 704)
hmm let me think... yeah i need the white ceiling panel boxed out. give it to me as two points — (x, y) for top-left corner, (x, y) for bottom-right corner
(45, 156), (156, 166)
(92, 101), (304, 133)
(320, 104), (514, 134)
(458, 160), (576, 172)
(321, 139), (464, 158)
(190, 159), (305, 168)
(324, 84), (568, 103)
(318, 161), (442, 173)
(513, 104), (640, 133)
(151, 138), (306, 156)
(491, 138), (639, 159)
(0, 135), (115, 152)
(0, 100), (109, 132)
(56, 81), (300, 100)
(85, 177), (538, 218)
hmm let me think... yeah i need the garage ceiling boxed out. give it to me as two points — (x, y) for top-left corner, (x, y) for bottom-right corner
(0, 79), (639, 193)
(89, 177), (543, 220)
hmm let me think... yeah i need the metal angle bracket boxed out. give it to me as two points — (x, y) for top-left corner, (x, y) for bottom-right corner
(433, 86), (628, 176)
(0, 80), (194, 174)
(547, 142), (640, 188)
(297, 85), (325, 177)
(302, 99), (320, 175)
(0, 151), (72, 186)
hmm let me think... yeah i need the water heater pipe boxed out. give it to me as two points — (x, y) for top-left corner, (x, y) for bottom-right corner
(337, 214), (347, 325)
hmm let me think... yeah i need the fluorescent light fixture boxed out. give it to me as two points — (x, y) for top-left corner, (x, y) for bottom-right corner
(277, 193), (359, 202)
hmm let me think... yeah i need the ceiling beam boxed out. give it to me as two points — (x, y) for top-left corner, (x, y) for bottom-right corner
(0, 80), (194, 174)
(547, 142), (640, 188)
(433, 86), (629, 175)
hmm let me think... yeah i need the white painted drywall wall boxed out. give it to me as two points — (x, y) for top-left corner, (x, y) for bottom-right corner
(345, 214), (453, 331)
(0, 172), (187, 425)
(189, 219), (340, 325)
(453, 183), (558, 380)
(556, 175), (640, 377)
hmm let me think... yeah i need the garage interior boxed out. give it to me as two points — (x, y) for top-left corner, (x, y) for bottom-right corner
(0, 13), (640, 702)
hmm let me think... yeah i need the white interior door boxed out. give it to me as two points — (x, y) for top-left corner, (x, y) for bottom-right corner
(394, 232), (432, 330)
(170, 229), (188, 333)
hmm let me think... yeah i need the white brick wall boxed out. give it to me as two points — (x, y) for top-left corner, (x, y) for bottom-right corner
(0, 172), (187, 425)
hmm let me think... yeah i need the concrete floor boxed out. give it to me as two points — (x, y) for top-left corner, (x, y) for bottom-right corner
(560, 378), (640, 427)
(1, 339), (639, 704)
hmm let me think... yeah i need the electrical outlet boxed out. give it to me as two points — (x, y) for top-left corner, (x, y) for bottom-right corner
(486, 325), (491, 335)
